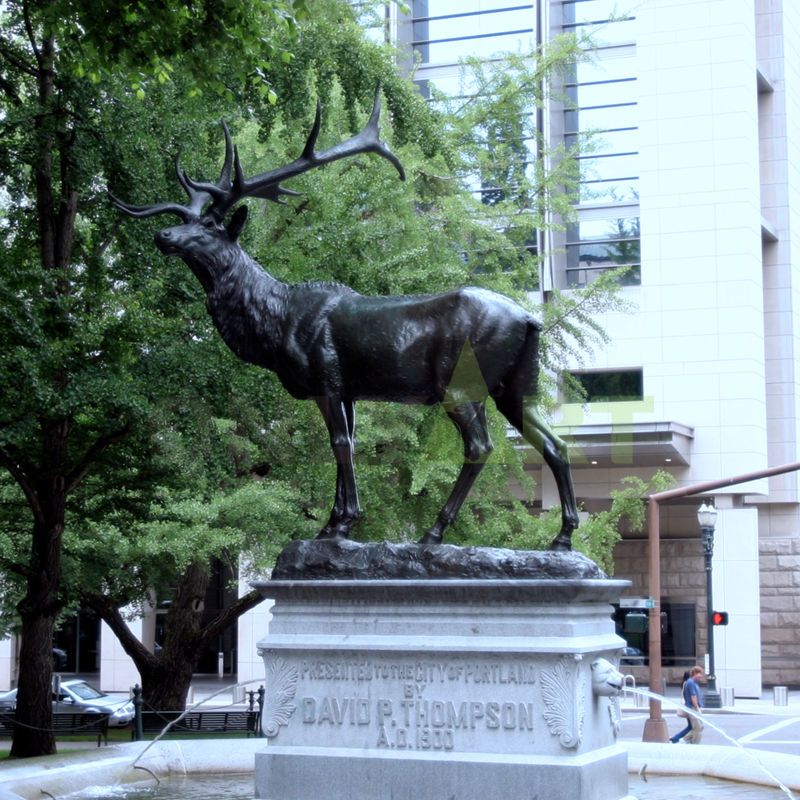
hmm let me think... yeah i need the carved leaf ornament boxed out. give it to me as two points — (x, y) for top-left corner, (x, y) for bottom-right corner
(541, 656), (584, 749)
(263, 657), (299, 738)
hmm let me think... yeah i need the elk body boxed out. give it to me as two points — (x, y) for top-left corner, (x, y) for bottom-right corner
(112, 95), (579, 549)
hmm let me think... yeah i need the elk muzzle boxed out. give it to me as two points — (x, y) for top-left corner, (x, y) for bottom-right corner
(154, 227), (180, 255)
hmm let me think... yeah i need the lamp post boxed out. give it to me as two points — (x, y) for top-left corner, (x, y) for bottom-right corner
(698, 502), (722, 709)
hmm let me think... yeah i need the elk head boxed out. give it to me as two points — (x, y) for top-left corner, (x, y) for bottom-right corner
(110, 90), (405, 281)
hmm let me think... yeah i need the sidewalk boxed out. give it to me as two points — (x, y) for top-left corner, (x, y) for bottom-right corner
(620, 684), (800, 717)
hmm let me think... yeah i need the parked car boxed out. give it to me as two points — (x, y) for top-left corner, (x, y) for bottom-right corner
(0, 680), (135, 726)
(0, 689), (16, 712)
(620, 645), (645, 665)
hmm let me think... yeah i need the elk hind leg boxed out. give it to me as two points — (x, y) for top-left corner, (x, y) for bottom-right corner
(419, 402), (492, 545)
(497, 396), (578, 551)
(315, 397), (360, 539)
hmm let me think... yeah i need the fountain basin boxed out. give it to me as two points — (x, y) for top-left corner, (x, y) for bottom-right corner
(1, 740), (799, 799)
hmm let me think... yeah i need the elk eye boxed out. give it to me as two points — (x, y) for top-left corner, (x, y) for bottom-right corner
(202, 218), (217, 229)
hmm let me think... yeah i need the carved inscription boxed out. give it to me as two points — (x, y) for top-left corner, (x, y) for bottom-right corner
(300, 659), (536, 685)
(301, 695), (535, 750)
(296, 658), (537, 750)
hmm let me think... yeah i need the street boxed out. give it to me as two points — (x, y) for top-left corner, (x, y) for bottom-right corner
(621, 710), (800, 757)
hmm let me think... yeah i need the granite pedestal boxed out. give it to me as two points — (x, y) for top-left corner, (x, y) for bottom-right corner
(252, 573), (634, 800)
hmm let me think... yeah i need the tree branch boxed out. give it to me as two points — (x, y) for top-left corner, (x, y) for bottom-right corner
(0, 446), (43, 526)
(0, 551), (34, 580)
(83, 594), (157, 669)
(0, 74), (22, 105)
(21, 0), (42, 67)
(0, 36), (38, 77)
(198, 589), (265, 646)
(64, 420), (133, 494)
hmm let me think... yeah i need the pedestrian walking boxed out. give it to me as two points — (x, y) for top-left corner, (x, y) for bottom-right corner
(670, 666), (705, 744)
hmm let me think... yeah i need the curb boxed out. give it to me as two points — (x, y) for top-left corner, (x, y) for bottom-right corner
(626, 741), (800, 792)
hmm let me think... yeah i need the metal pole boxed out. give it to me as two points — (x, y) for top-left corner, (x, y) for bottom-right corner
(642, 497), (668, 742)
(702, 526), (721, 708)
(132, 684), (143, 741)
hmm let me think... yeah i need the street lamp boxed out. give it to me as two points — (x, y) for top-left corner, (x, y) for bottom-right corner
(697, 501), (722, 709)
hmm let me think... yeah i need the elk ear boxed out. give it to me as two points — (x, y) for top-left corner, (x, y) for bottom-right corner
(226, 205), (248, 240)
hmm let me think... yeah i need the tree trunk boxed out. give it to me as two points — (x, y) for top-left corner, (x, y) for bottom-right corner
(142, 562), (210, 710)
(10, 499), (65, 758)
(92, 602), (201, 712)
(10, 610), (57, 758)
(138, 656), (198, 712)
(88, 565), (265, 712)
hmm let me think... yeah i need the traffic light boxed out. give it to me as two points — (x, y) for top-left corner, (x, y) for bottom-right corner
(712, 611), (729, 626)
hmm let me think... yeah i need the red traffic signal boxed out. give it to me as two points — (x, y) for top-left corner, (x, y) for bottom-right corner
(712, 611), (729, 626)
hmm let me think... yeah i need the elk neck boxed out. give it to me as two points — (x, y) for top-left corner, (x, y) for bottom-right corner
(186, 244), (289, 370)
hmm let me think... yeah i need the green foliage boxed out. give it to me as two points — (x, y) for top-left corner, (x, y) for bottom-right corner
(509, 471), (676, 575)
(1, 0), (308, 100)
(572, 472), (676, 574)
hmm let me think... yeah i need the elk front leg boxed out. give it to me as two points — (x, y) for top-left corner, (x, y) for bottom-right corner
(419, 402), (492, 545)
(315, 397), (360, 539)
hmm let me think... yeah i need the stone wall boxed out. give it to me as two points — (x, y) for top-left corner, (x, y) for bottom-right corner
(758, 535), (800, 687)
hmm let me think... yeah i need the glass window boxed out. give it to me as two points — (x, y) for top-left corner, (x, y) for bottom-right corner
(566, 78), (636, 107)
(562, 0), (632, 25)
(415, 28), (535, 64)
(579, 177), (639, 204)
(566, 239), (640, 269)
(413, 8), (533, 43)
(564, 53), (636, 85)
(415, 68), (484, 100)
(564, 18), (636, 47)
(411, 2), (537, 63)
(565, 103), (637, 133)
(416, 76), (451, 100)
(579, 152), (637, 182)
(566, 215), (639, 243)
(353, 1), (386, 44)
(567, 263), (640, 286)
(612, 603), (697, 668)
(565, 369), (643, 402)
(565, 215), (641, 286)
(566, 127), (637, 156)
(414, 0), (523, 17)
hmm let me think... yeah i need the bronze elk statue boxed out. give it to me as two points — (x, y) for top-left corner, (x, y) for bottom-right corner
(111, 93), (579, 550)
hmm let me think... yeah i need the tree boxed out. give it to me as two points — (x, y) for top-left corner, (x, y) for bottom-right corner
(0, 0), (308, 758)
(75, 1), (628, 667)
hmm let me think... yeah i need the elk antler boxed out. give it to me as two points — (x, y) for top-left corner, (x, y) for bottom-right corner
(109, 121), (237, 222)
(110, 89), (404, 223)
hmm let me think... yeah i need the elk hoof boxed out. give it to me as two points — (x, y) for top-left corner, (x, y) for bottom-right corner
(316, 524), (349, 540)
(548, 531), (573, 551)
(418, 530), (443, 546)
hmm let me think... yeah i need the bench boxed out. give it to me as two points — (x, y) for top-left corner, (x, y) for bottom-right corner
(134, 709), (260, 739)
(0, 711), (109, 746)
